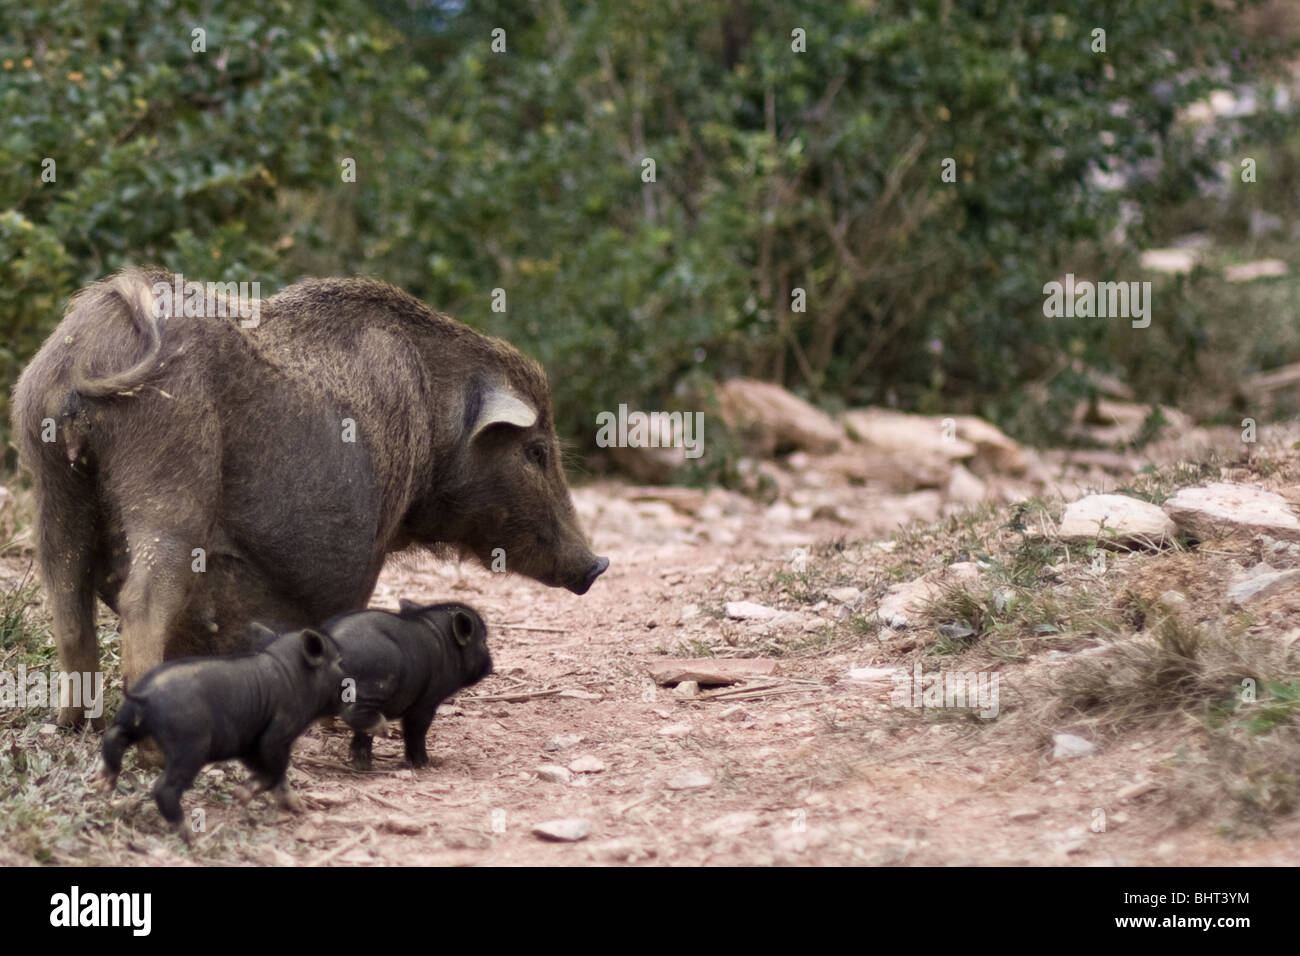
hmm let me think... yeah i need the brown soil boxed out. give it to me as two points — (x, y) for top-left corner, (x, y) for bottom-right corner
(4, 456), (1298, 866)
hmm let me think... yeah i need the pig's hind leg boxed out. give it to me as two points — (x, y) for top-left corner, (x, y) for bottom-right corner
(152, 750), (204, 843)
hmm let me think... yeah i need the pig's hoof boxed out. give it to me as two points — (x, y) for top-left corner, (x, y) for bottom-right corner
(406, 752), (430, 769)
(233, 785), (255, 805)
(277, 791), (305, 814)
(349, 753), (373, 772)
(93, 770), (117, 795)
(174, 824), (195, 846)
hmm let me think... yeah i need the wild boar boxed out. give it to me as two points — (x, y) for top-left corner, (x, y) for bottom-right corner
(317, 599), (492, 770)
(12, 269), (608, 724)
(97, 628), (344, 838)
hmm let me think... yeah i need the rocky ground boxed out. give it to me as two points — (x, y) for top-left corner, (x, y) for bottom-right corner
(1, 391), (1298, 866)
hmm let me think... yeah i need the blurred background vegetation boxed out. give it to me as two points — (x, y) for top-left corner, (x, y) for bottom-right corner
(3, 0), (1300, 473)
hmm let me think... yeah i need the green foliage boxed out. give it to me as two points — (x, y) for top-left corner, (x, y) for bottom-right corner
(2, 0), (1296, 467)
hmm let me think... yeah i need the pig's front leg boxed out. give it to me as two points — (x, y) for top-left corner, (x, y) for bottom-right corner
(349, 731), (374, 771)
(236, 735), (300, 810)
(402, 709), (437, 768)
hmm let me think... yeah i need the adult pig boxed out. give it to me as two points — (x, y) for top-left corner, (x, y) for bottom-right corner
(320, 599), (492, 770)
(12, 270), (608, 724)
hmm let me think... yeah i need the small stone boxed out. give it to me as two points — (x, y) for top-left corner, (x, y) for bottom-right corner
(702, 811), (760, 837)
(666, 770), (713, 790)
(1228, 564), (1300, 605)
(587, 837), (651, 862)
(657, 722), (692, 737)
(1052, 733), (1095, 759)
(1009, 808), (1041, 822)
(532, 818), (591, 842)
(543, 733), (584, 752)
(673, 680), (700, 698)
(38, 723), (57, 736)
(827, 587), (862, 604)
(568, 755), (606, 774)
(536, 764), (573, 784)
(557, 689), (603, 701)
(679, 603), (701, 623)
(725, 601), (779, 621)
(1117, 780), (1159, 802)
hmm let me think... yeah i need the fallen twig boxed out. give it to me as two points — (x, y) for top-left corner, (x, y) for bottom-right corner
(463, 688), (562, 703)
(497, 623), (567, 633)
(309, 827), (373, 867)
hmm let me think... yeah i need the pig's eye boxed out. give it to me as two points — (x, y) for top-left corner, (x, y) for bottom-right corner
(526, 444), (547, 469)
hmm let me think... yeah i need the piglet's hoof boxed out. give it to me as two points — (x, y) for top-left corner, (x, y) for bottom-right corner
(93, 769), (117, 795)
(233, 785), (256, 805)
(271, 784), (305, 813)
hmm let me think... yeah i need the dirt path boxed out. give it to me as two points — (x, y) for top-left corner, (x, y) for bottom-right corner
(5, 466), (1298, 866)
(155, 482), (1299, 865)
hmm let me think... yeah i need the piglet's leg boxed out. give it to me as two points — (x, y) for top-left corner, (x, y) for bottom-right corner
(152, 752), (203, 843)
(349, 732), (374, 771)
(402, 709), (437, 768)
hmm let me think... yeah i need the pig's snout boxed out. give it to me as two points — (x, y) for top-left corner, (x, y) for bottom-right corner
(569, 555), (609, 595)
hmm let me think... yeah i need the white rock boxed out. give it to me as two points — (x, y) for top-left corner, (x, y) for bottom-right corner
(1228, 564), (1300, 605)
(1052, 734), (1095, 759)
(666, 770), (714, 790)
(536, 764), (573, 784)
(876, 561), (982, 629)
(716, 379), (843, 456)
(702, 811), (761, 837)
(542, 733), (584, 752)
(1225, 259), (1287, 282)
(1058, 494), (1177, 546)
(725, 601), (779, 621)
(945, 463), (987, 506)
(568, 755), (607, 774)
(1164, 483), (1300, 543)
(846, 667), (903, 685)
(532, 818), (591, 842)
(672, 680), (700, 698)
(557, 689), (602, 701)
(658, 722), (692, 737)
(1139, 248), (1198, 273)
(827, 587), (863, 604)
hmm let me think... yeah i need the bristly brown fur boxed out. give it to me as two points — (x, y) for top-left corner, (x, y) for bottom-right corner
(12, 269), (607, 724)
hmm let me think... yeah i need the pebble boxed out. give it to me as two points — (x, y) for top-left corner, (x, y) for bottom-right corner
(532, 818), (591, 842)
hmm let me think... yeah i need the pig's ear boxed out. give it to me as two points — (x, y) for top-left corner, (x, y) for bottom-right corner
(249, 622), (278, 649)
(451, 609), (477, 647)
(469, 386), (537, 441)
(398, 598), (422, 615)
(299, 629), (333, 667)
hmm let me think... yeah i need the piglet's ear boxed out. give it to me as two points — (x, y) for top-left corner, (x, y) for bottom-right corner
(300, 629), (332, 667)
(398, 598), (422, 614)
(452, 610), (477, 647)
